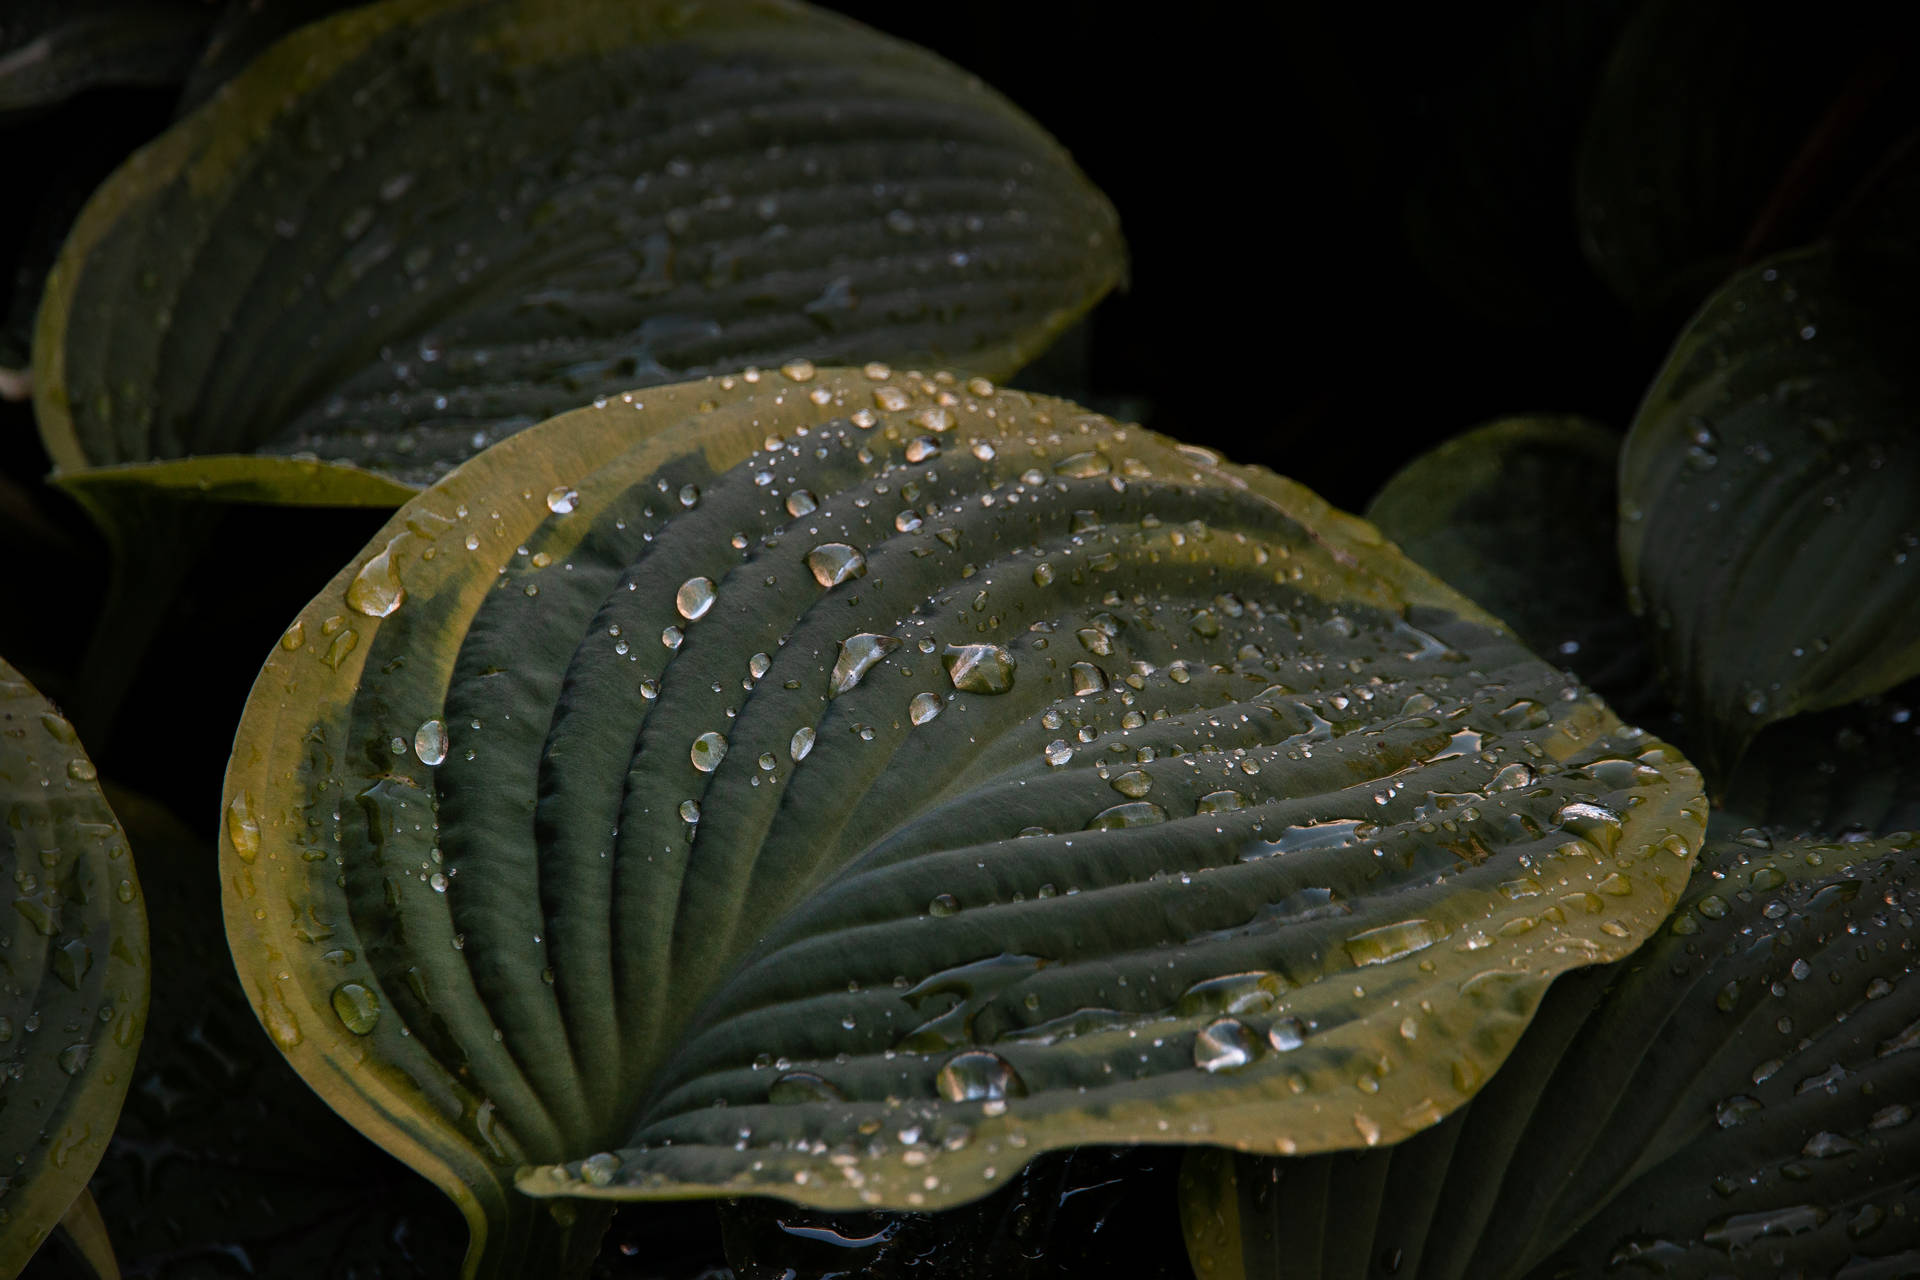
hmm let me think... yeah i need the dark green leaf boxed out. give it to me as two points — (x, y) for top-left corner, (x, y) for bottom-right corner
(1366, 416), (1660, 722)
(1575, 0), (1885, 320)
(1716, 678), (1920, 843)
(33, 0), (1124, 495)
(1180, 829), (1920, 1279)
(1619, 242), (1920, 781)
(0, 659), (146, 1275)
(222, 368), (1704, 1276)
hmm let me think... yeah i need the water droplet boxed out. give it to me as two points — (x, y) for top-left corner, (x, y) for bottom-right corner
(1268, 1017), (1307, 1052)
(579, 1151), (622, 1187)
(691, 731), (728, 772)
(546, 486), (578, 514)
(808, 542), (867, 588)
(1045, 740), (1073, 767)
(58, 1042), (91, 1075)
(346, 544), (405, 617)
(1194, 1018), (1256, 1072)
(676, 576), (716, 621)
(66, 757), (97, 782)
(769, 1070), (845, 1104)
(1195, 790), (1244, 814)
(331, 982), (381, 1035)
(1086, 801), (1167, 829)
(226, 793), (261, 863)
(1070, 662), (1108, 695)
(1178, 972), (1284, 1018)
(679, 800), (701, 823)
(909, 692), (944, 725)
(945, 644), (1015, 694)
(928, 893), (960, 917)
(935, 1050), (1024, 1103)
(831, 633), (903, 695)
(790, 727), (816, 762)
(1111, 770), (1152, 798)
(780, 358), (817, 383)
(1344, 918), (1447, 967)
(1054, 450), (1111, 478)
(414, 719), (448, 766)
(786, 489), (818, 517)
(1554, 801), (1624, 853)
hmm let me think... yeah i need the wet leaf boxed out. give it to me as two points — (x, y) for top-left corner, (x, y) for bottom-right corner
(1180, 829), (1920, 1279)
(1619, 243), (1920, 782)
(83, 788), (465, 1279)
(33, 0), (1123, 497)
(0, 659), (146, 1275)
(222, 368), (1703, 1276)
(1366, 416), (1659, 721)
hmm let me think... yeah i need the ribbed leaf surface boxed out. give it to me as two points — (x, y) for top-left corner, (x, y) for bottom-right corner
(1620, 243), (1920, 781)
(0, 659), (147, 1275)
(1180, 830), (1920, 1278)
(34, 0), (1122, 494)
(222, 368), (1702, 1275)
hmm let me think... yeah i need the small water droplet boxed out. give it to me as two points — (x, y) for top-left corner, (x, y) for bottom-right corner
(546, 486), (578, 514)
(909, 692), (944, 725)
(790, 727), (816, 762)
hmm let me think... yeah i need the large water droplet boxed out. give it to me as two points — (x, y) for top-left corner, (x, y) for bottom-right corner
(676, 576), (716, 621)
(691, 731), (728, 772)
(1177, 972), (1284, 1018)
(1554, 801), (1624, 853)
(832, 633), (902, 695)
(414, 719), (448, 766)
(808, 542), (867, 588)
(346, 544), (405, 617)
(1194, 1018), (1256, 1073)
(1268, 1016), (1307, 1052)
(790, 727), (816, 762)
(58, 1042), (91, 1076)
(1086, 801), (1167, 829)
(909, 692), (944, 725)
(226, 793), (261, 863)
(331, 982), (381, 1035)
(935, 1050), (1025, 1103)
(1344, 918), (1448, 967)
(944, 644), (1015, 694)
(1110, 770), (1152, 798)
(546, 485), (578, 514)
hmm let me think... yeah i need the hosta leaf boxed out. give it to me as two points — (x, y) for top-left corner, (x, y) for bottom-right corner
(32, 0), (1122, 496)
(1575, 0), (1883, 320)
(0, 659), (146, 1275)
(1717, 678), (1920, 843)
(1620, 242), (1920, 783)
(1179, 830), (1920, 1279)
(85, 788), (464, 1278)
(222, 368), (1703, 1276)
(1366, 416), (1659, 721)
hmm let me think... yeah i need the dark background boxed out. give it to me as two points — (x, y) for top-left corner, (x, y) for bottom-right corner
(6, 1), (1917, 1275)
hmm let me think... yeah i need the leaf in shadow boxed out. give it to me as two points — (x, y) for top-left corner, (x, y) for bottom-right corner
(1365, 415), (1661, 724)
(1180, 828), (1920, 1279)
(1619, 242), (1920, 784)
(0, 2), (214, 116)
(33, 0), (1125, 497)
(0, 660), (146, 1276)
(83, 787), (465, 1279)
(221, 368), (1704, 1276)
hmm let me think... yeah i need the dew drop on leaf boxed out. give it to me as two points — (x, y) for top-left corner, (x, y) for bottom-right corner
(413, 719), (448, 767)
(808, 542), (867, 588)
(330, 982), (381, 1035)
(935, 1050), (1024, 1103)
(691, 732), (728, 772)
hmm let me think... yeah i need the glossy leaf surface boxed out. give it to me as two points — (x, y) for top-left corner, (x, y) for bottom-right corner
(0, 659), (146, 1275)
(1367, 416), (1658, 722)
(1620, 243), (1920, 780)
(34, 0), (1123, 495)
(223, 368), (1702, 1275)
(1180, 829), (1920, 1279)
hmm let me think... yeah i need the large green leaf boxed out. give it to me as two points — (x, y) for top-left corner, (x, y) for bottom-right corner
(221, 367), (1704, 1276)
(1717, 678), (1920, 843)
(1619, 242), (1920, 782)
(1366, 416), (1660, 722)
(32, 0), (1122, 498)
(1179, 828), (1920, 1279)
(0, 659), (146, 1276)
